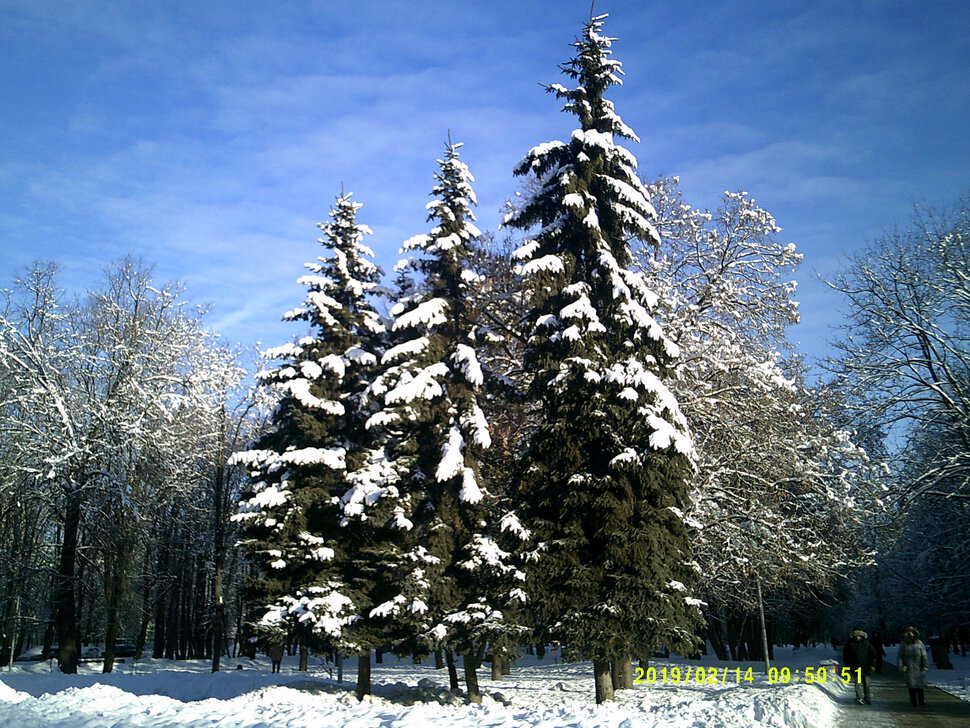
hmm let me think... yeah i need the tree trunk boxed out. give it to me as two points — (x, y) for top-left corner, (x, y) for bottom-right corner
(102, 565), (124, 673)
(445, 649), (459, 690)
(164, 580), (179, 660)
(755, 575), (770, 673)
(491, 654), (503, 681)
(434, 649), (444, 669)
(211, 579), (225, 673)
(77, 562), (92, 647)
(154, 512), (176, 658)
(153, 590), (166, 659)
(610, 656), (633, 690)
(134, 547), (153, 660)
(191, 560), (207, 659)
(730, 613), (748, 661)
(594, 659), (615, 704)
(300, 642), (309, 672)
(3, 594), (19, 669)
(356, 653), (371, 699)
(54, 485), (82, 674)
(211, 423), (228, 674)
(178, 567), (192, 659)
(210, 542), (227, 669)
(463, 651), (481, 704)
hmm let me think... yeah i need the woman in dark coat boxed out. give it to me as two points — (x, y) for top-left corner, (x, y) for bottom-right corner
(898, 627), (929, 706)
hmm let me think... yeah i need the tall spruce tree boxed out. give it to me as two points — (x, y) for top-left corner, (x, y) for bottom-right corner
(503, 14), (702, 703)
(232, 192), (384, 677)
(355, 141), (525, 702)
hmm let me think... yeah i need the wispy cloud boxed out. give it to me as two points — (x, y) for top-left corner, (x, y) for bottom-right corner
(2, 0), (967, 363)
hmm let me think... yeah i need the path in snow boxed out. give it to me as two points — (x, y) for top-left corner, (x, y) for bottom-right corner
(835, 663), (970, 728)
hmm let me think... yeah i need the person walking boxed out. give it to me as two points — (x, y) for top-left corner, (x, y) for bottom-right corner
(898, 627), (929, 706)
(267, 643), (284, 674)
(843, 629), (877, 705)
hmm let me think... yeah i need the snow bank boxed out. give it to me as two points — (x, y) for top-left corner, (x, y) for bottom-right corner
(0, 648), (850, 728)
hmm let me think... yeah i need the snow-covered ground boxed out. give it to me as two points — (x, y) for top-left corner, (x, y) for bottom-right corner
(5, 643), (963, 728)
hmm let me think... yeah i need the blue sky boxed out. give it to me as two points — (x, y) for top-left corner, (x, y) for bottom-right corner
(3, 0), (968, 367)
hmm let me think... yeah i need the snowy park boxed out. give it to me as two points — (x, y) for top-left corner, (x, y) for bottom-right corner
(0, 647), (877, 728)
(6, 644), (970, 728)
(2, 2), (968, 727)
(5, 643), (970, 727)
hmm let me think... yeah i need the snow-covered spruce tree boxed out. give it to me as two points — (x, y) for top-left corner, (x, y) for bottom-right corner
(232, 192), (384, 687)
(354, 141), (527, 703)
(503, 15), (701, 704)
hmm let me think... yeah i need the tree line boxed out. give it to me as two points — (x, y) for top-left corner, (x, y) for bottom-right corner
(0, 260), (261, 673)
(825, 198), (970, 644)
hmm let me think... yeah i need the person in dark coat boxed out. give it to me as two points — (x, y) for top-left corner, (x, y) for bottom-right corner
(870, 632), (887, 674)
(898, 627), (929, 706)
(843, 629), (877, 705)
(267, 643), (284, 674)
